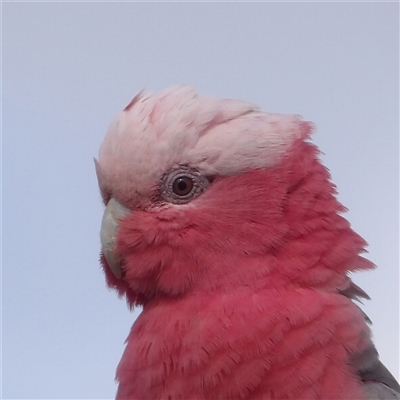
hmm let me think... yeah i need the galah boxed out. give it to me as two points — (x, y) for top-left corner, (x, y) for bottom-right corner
(96, 86), (400, 400)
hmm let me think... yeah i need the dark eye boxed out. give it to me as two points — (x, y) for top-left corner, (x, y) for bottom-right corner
(173, 177), (194, 196)
(160, 166), (210, 204)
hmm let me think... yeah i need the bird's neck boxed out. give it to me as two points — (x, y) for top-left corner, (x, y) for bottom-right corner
(116, 289), (370, 400)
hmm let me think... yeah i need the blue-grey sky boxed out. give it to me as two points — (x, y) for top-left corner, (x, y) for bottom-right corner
(2, 2), (399, 399)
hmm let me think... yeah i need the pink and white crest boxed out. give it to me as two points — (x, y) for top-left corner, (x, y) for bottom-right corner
(97, 85), (312, 205)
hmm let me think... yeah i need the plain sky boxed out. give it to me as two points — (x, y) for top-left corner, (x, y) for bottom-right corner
(2, 2), (399, 399)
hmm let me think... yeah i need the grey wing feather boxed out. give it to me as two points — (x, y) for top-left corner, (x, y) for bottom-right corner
(364, 382), (400, 399)
(359, 356), (400, 393)
(340, 281), (400, 399)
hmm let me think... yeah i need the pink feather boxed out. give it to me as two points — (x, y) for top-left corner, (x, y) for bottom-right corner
(96, 87), (397, 400)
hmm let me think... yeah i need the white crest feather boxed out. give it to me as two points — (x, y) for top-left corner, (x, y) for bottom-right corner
(98, 85), (311, 198)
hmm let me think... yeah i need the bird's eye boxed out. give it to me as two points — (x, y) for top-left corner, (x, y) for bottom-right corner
(160, 166), (210, 204)
(173, 176), (194, 196)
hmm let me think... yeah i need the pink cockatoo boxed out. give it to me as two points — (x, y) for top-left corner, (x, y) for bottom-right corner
(96, 86), (399, 400)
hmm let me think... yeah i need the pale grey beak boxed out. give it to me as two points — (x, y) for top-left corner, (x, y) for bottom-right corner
(100, 198), (130, 279)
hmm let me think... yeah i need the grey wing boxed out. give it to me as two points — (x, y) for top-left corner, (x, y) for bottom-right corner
(364, 382), (400, 400)
(340, 282), (400, 399)
(359, 350), (400, 399)
(358, 353), (400, 392)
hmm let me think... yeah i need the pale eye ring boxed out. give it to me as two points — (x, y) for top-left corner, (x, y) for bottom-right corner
(160, 166), (210, 204)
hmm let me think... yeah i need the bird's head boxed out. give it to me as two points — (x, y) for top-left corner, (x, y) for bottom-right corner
(96, 86), (373, 307)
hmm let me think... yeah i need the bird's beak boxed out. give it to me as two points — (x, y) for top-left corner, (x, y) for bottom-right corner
(100, 198), (130, 279)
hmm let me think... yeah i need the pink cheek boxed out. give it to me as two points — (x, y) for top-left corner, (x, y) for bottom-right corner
(116, 206), (197, 257)
(116, 210), (206, 293)
(121, 246), (198, 296)
(122, 247), (171, 276)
